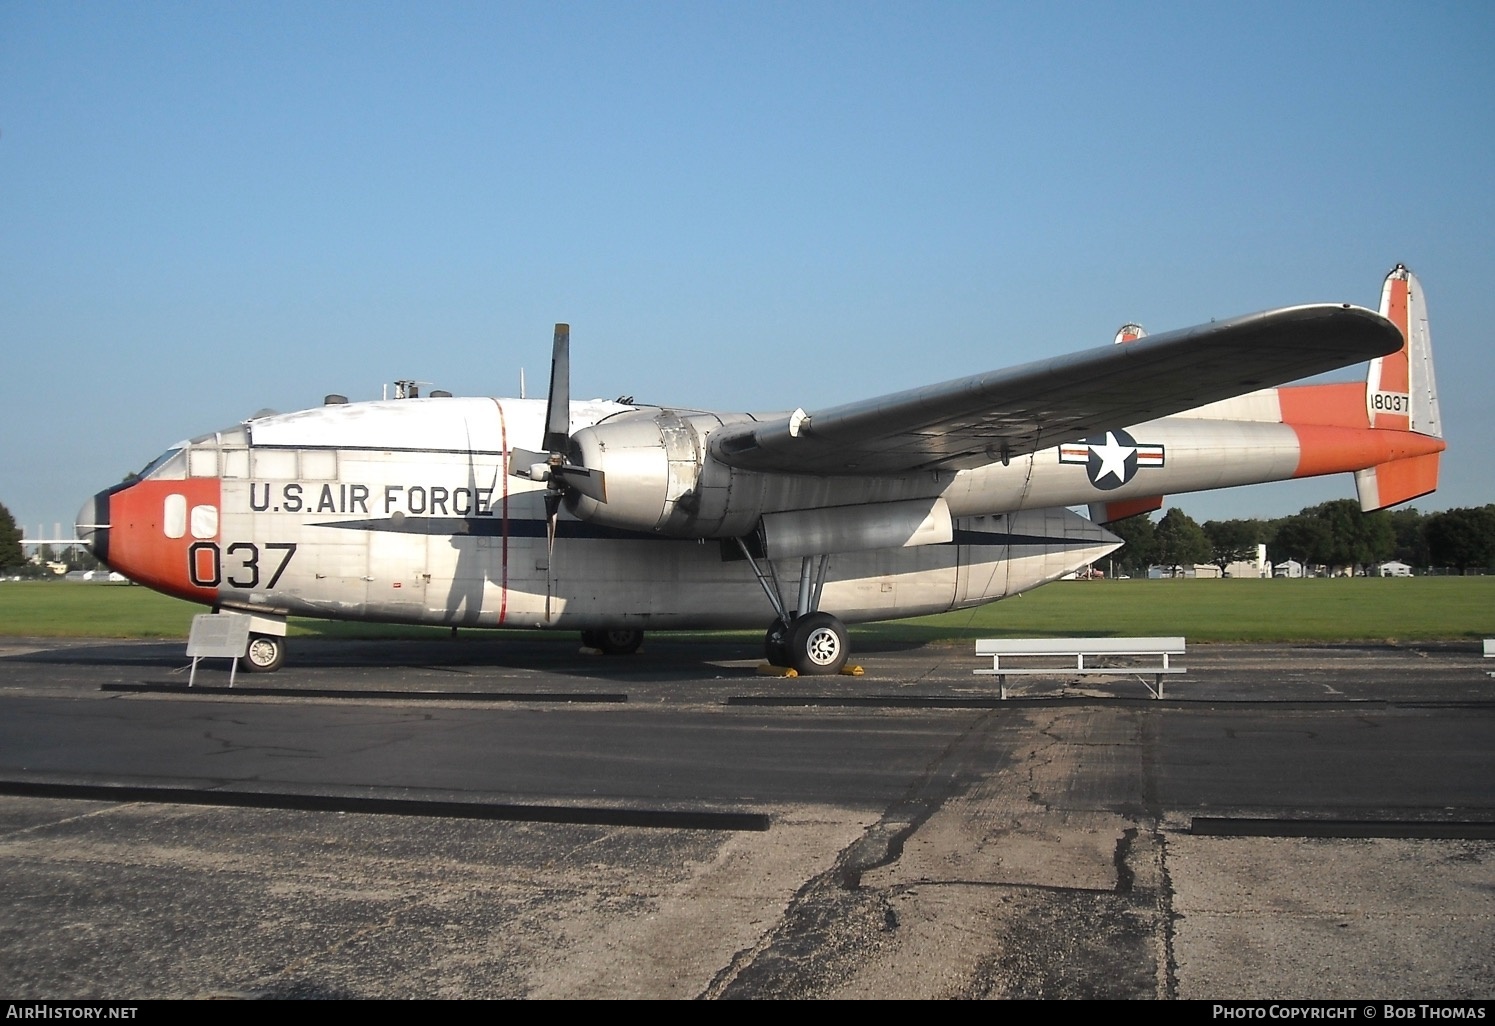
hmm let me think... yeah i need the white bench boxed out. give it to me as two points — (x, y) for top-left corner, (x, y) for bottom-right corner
(975, 637), (1186, 699)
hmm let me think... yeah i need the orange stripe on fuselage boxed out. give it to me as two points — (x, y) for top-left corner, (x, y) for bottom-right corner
(106, 478), (220, 603)
(1291, 425), (1445, 479)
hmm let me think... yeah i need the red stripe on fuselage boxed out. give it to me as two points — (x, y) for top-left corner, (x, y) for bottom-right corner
(493, 399), (509, 626)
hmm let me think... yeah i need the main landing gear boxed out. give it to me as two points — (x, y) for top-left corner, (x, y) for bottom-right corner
(741, 544), (851, 675)
(766, 611), (850, 675)
(580, 628), (644, 655)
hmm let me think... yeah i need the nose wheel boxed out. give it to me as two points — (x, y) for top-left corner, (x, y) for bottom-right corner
(238, 633), (286, 673)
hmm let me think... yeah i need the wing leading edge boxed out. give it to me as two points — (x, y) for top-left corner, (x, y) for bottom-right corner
(709, 304), (1402, 476)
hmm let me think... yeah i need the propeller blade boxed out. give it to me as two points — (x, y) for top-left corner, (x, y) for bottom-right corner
(542, 323), (571, 455)
(508, 322), (609, 523)
(507, 446), (550, 481)
(554, 464), (607, 503)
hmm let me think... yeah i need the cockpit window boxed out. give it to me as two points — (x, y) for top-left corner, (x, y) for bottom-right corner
(134, 448), (187, 481)
(188, 423), (249, 446)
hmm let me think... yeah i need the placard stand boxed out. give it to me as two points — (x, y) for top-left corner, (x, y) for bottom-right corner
(186, 612), (252, 687)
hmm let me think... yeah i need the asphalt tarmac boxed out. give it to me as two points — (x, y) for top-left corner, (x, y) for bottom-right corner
(0, 634), (1491, 999)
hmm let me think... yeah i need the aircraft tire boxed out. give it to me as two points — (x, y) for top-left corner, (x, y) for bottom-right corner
(764, 618), (791, 667)
(583, 629), (643, 656)
(786, 613), (848, 676)
(239, 633), (286, 673)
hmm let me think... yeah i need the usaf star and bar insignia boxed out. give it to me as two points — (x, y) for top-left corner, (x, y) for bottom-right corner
(1058, 428), (1165, 490)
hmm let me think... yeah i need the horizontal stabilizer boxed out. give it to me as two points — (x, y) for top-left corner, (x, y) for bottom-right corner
(1354, 452), (1440, 512)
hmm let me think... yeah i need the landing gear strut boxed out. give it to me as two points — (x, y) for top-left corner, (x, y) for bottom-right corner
(738, 542), (851, 675)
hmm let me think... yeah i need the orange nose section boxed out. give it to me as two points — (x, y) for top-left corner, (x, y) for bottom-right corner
(99, 478), (222, 603)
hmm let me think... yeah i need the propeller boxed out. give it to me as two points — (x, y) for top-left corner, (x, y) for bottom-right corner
(509, 324), (608, 618)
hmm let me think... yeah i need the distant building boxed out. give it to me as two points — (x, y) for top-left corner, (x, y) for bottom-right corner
(1147, 564), (1221, 579)
(1377, 561), (1413, 577)
(1225, 543), (1271, 579)
(1272, 559), (1304, 578)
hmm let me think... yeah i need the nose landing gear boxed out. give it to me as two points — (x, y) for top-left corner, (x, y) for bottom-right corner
(238, 633), (286, 673)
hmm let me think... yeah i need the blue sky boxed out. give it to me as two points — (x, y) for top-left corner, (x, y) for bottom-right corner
(3, 1), (1492, 536)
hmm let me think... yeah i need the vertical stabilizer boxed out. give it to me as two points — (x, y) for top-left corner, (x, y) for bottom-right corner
(1367, 264), (1441, 438)
(1355, 264), (1443, 510)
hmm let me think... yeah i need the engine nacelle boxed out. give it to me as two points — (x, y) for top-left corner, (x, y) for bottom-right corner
(567, 409), (758, 536)
(564, 409), (964, 545)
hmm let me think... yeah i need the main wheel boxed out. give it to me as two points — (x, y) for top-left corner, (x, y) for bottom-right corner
(239, 633), (286, 673)
(786, 612), (849, 676)
(582, 629), (643, 655)
(764, 618), (791, 666)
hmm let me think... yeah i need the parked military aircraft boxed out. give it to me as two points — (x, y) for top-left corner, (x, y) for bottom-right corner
(78, 265), (1443, 674)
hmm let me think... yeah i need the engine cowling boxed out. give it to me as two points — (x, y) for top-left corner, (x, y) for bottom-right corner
(564, 408), (962, 548)
(567, 409), (758, 536)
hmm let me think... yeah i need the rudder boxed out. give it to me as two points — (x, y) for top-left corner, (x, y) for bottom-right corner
(1356, 264), (1443, 510)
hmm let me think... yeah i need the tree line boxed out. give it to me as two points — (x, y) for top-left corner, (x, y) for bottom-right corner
(1107, 500), (1495, 576)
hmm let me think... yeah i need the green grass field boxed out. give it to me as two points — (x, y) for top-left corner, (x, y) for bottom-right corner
(1, 577), (1490, 644)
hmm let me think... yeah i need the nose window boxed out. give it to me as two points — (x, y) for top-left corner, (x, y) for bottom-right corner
(163, 494), (187, 539)
(191, 504), (218, 539)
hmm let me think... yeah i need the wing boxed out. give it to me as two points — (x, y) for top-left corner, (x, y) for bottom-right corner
(709, 304), (1402, 476)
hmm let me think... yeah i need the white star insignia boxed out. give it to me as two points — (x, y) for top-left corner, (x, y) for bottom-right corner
(1090, 432), (1135, 484)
